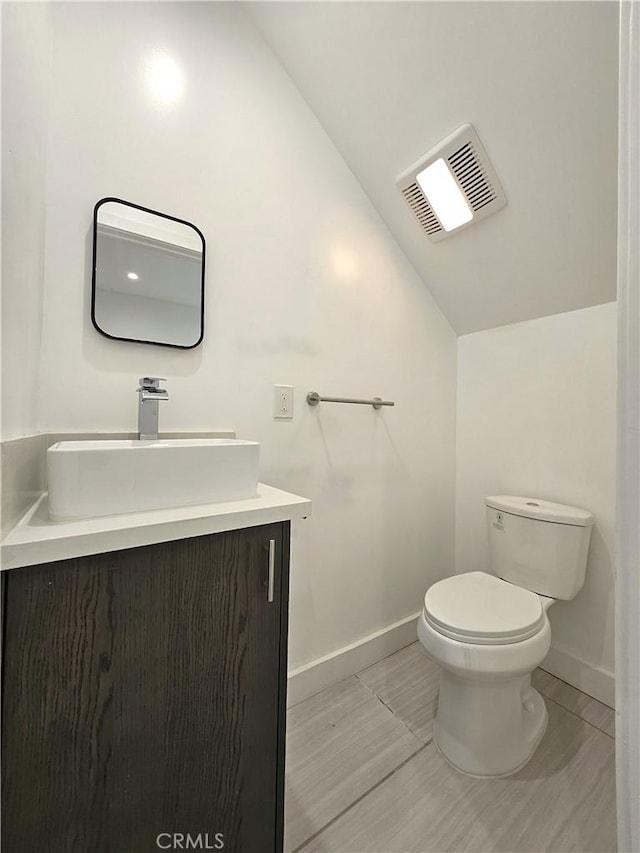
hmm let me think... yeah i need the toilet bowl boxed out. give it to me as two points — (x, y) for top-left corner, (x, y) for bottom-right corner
(418, 571), (554, 777)
(418, 495), (593, 778)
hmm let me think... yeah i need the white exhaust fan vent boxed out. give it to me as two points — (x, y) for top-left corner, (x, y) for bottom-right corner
(396, 124), (506, 242)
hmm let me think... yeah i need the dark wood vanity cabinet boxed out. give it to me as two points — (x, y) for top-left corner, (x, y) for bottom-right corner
(1, 521), (291, 853)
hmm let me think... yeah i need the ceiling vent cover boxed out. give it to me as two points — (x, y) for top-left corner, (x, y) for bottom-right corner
(396, 124), (507, 242)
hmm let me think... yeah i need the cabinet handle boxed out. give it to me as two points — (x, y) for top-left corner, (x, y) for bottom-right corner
(267, 539), (276, 603)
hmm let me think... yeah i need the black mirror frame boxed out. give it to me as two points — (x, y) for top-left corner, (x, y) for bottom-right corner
(91, 196), (206, 350)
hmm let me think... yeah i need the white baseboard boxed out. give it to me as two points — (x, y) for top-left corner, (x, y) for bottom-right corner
(287, 612), (421, 707)
(286, 617), (615, 710)
(542, 642), (615, 709)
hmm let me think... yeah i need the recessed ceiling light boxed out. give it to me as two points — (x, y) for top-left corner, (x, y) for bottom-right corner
(127, 272), (139, 280)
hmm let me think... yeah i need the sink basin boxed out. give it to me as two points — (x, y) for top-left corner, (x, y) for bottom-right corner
(47, 439), (260, 521)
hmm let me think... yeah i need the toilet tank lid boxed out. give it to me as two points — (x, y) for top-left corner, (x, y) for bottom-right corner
(485, 495), (594, 527)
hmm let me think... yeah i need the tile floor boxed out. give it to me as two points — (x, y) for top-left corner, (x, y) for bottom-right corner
(285, 642), (616, 853)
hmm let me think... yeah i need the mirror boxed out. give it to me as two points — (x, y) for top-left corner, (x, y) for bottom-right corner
(91, 198), (205, 349)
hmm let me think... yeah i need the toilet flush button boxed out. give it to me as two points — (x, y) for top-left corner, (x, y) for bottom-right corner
(524, 699), (536, 712)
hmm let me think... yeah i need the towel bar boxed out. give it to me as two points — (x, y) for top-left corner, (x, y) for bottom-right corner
(306, 391), (395, 411)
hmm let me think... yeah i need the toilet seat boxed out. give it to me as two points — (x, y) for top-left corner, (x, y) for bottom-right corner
(424, 571), (545, 645)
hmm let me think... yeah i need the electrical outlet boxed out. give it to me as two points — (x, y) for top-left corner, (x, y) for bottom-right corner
(273, 385), (294, 419)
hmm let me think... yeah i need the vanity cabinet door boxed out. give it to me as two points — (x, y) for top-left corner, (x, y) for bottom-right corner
(1, 522), (290, 853)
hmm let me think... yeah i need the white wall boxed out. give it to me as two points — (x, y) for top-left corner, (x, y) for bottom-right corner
(6, 2), (615, 702)
(456, 303), (617, 700)
(16, 2), (457, 670)
(1, 2), (51, 439)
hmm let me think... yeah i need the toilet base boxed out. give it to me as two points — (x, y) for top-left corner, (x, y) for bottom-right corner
(433, 670), (548, 777)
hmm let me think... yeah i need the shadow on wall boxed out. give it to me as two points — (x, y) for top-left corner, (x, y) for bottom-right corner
(310, 406), (412, 495)
(548, 524), (614, 669)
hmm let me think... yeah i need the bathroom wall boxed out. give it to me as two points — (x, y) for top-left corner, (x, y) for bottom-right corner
(5, 2), (616, 706)
(1, 2), (51, 440)
(6, 3), (457, 672)
(455, 303), (617, 704)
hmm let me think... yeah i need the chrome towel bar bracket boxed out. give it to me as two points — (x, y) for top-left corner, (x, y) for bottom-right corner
(306, 391), (395, 410)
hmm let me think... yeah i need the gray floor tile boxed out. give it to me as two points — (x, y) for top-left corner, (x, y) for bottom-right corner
(301, 700), (616, 853)
(532, 668), (615, 737)
(356, 642), (439, 743)
(285, 676), (423, 852)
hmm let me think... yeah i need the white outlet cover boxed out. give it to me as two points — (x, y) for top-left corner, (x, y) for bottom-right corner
(273, 385), (294, 419)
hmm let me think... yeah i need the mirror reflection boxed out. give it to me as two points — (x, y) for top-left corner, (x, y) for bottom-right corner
(92, 198), (205, 349)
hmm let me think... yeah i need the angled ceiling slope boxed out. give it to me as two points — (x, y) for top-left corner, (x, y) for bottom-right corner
(248, 1), (618, 335)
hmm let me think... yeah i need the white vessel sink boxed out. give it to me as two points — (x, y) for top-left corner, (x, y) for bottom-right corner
(47, 439), (260, 521)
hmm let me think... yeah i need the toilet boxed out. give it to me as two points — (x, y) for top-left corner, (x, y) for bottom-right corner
(418, 495), (593, 778)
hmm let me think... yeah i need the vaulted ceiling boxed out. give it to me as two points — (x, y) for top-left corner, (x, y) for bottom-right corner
(248, 1), (618, 334)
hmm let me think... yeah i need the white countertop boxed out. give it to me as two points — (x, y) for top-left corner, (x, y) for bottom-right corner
(1, 484), (311, 571)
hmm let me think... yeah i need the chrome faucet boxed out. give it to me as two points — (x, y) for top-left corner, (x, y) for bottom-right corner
(137, 377), (169, 441)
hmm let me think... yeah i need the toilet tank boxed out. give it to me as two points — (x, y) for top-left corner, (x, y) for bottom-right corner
(485, 496), (594, 600)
